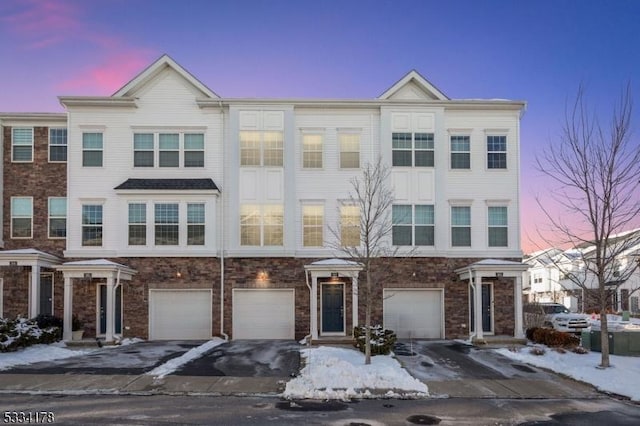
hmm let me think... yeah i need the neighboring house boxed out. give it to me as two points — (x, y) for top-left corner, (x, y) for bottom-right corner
(524, 230), (640, 313)
(0, 55), (528, 343)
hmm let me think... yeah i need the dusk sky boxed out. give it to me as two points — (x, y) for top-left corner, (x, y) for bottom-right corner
(1, 0), (639, 254)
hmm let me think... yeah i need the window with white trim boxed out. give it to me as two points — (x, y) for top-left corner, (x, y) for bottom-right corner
(392, 132), (434, 167)
(184, 134), (205, 167)
(240, 131), (283, 166)
(128, 203), (146, 245)
(487, 135), (507, 169)
(240, 204), (283, 246)
(133, 133), (154, 167)
(82, 133), (103, 167)
(451, 206), (471, 246)
(488, 206), (508, 247)
(159, 133), (179, 167)
(11, 197), (33, 238)
(12, 128), (33, 162)
(49, 128), (67, 162)
(82, 204), (103, 246)
(48, 197), (66, 239)
(450, 135), (470, 169)
(187, 203), (205, 245)
(339, 133), (360, 169)
(155, 203), (179, 245)
(392, 204), (435, 246)
(302, 134), (323, 169)
(340, 205), (360, 247)
(302, 205), (324, 247)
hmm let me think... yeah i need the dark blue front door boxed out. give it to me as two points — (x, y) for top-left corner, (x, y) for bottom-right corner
(322, 284), (344, 333)
(470, 283), (492, 333)
(99, 285), (122, 334)
(39, 274), (53, 316)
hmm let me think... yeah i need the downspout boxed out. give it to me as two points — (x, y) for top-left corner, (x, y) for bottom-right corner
(303, 269), (312, 345)
(218, 99), (229, 341)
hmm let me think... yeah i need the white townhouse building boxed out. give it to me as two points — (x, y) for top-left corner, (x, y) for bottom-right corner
(0, 55), (528, 343)
(525, 230), (640, 313)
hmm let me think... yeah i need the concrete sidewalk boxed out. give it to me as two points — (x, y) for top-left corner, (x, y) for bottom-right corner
(0, 373), (603, 399)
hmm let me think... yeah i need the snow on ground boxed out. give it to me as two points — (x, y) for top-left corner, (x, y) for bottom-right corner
(146, 338), (227, 378)
(497, 346), (640, 401)
(283, 346), (429, 400)
(0, 342), (96, 371)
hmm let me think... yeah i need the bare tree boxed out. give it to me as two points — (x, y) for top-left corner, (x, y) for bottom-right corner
(536, 84), (640, 367)
(329, 157), (395, 365)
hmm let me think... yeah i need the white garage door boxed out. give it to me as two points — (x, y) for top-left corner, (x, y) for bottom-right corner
(383, 289), (443, 339)
(149, 290), (212, 340)
(232, 289), (295, 339)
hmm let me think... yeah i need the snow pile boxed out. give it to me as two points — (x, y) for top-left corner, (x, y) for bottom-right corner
(118, 337), (145, 346)
(590, 314), (640, 331)
(0, 342), (95, 371)
(497, 346), (640, 401)
(284, 346), (429, 400)
(146, 338), (226, 378)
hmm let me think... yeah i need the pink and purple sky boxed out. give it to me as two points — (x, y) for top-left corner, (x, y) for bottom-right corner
(1, 0), (639, 254)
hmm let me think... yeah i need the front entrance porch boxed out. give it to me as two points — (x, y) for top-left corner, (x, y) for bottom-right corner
(304, 259), (363, 342)
(56, 259), (136, 343)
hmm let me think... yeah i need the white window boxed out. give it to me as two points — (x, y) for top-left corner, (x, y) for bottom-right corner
(155, 203), (179, 245)
(184, 134), (205, 167)
(159, 134), (179, 167)
(392, 132), (434, 167)
(48, 197), (66, 239)
(450, 135), (470, 169)
(11, 197), (33, 238)
(302, 134), (323, 169)
(339, 133), (360, 169)
(82, 133), (103, 167)
(128, 203), (146, 245)
(49, 128), (67, 162)
(451, 206), (471, 247)
(240, 131), (283, 166)
(488, 206), (508, 247)
(133, 133), (154, 167)
(487, 135), (507, 169)
(187, 203), (205, 245)
(12, 128), (33, 162)
(303, 205), (324, 247)
(392, 205), (434, 246)
(240, 204), (283, 246)
(82, 204), (103, 246)
(340, 205), (360, 247)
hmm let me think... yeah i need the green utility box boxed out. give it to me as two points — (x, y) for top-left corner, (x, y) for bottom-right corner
(588, 330), (640, 356)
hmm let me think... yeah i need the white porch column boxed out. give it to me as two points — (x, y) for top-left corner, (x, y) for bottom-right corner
(63, 277), (73, 341)
(514, 275), (524, 338)
(475, 273), (484, 340)
(105, 277), (115, 342)
(29, 264), (41, 318)
(310, 274), (318, 340)
(351, 274), (359, 329)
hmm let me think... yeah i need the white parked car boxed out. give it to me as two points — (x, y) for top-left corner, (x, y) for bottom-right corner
(539, 303), (590, 333)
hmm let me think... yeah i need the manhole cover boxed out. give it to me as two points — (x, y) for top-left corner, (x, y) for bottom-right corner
(512, 364), (536, 373)
(407, 414), (441, 425)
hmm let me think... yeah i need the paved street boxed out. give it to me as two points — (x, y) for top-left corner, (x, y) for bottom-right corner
(2, 393), (640, 425)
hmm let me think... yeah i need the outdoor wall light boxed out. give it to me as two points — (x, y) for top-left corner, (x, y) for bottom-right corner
(257, 271), (268, 281)
(176, 271), (182, 278)
(496, 272), (504, 278)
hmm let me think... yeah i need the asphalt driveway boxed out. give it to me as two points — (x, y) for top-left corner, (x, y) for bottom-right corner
(173, 340), (300, 377)
(0, 340), (301, 378)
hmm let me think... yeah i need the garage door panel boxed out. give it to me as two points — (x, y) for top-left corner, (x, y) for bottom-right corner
(149, 290), (211, 340)
(233, 289), (295, 339)
(383, 289), (443, 339)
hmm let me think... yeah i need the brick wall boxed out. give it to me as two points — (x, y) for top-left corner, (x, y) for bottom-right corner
(3, 126), (67, 257)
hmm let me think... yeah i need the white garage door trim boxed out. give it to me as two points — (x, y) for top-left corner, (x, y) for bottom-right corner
(232, 289), (295, 339)
(383, 288), (444, 339)
(149, 289), (212, 340)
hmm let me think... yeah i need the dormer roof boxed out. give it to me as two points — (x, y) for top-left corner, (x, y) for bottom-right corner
(378, 70), (449, 101)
